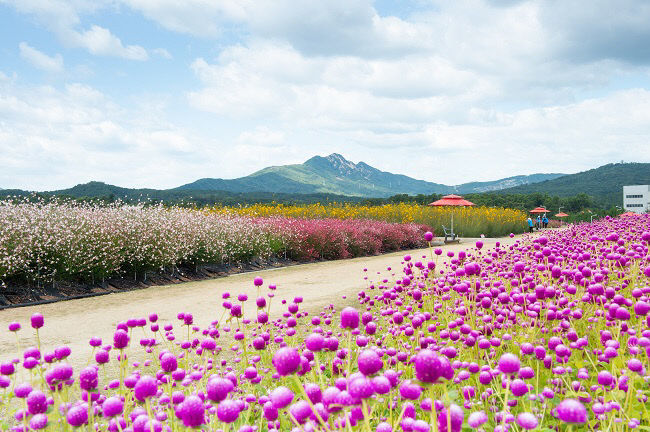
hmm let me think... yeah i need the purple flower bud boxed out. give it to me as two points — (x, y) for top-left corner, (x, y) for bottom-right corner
(217, 399), (240, 423)
(133, 375), (157, 401)
(66, 404), (88, 427)
(179, 395), (205, 428)
(340, 307), (360, 329)
(357, 349), (383, 376)
(30, 314), (44, 329)
(556, 399), (588, 423)
(272, 347), (300, 376)
(498, 353), (520, 375)
(102, 396), (123, 417)
(207, 378), (234, 402)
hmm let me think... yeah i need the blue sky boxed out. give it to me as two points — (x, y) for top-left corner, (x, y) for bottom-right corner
(1, 0), (650, 190)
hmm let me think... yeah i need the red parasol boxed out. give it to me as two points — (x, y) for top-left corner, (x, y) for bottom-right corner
(427, 194), (475, 234)
(555, 212), (569, 218)
(428, 194), (475, 207)
(530, 207), (548, 214)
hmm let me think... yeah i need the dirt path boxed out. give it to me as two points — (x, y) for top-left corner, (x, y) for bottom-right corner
(0, 236), (520, 371)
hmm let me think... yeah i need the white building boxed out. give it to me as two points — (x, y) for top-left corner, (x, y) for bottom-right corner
(623, 185), (650, 213)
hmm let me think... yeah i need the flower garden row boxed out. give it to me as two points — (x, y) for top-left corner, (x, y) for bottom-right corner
(0, 200), (430, 285)
(1, 214), (649, 431)
(211, 203), (527, 238)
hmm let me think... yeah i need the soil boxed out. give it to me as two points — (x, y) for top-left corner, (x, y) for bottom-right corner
(0, 236), (519, 372)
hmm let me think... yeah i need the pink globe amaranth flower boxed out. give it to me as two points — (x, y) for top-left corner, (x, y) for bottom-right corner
(376, 422), (393, 432)
(160, 353), (178, 373)
(134, 375), (158, 401)
(414, 349), (443, 383)
(269, 386), (294, 409)
(113, 330), (129, 350)
(272, 347), (300, 376)
(467, 411), (488, 428)
(349, 377), (374, 399)
(371, 376), (391, 394)
(517, 412), (539, 430)
(556, 399), (588, 423)
(263, 401), (278, 421)
(14, 382), (32, 398)
(304, 383), (322, 404)
(102, 396), (124, 417)
(399, 380), (422, 400)
(289, 400), (312, 424)
(498, 353), (520, 375)
(340, 307), (360, 329)
(26, 390), (47, 415)
(207, 377), (234, 402)
(66, 404), (88, 427)
(30, 313), (44, 329)
(8, 321), (20, 332)
(217, 399), (240, 423)
(305, 333), (325, 352)
(1, 362), (15, 376)
(54, 346), (71, 360)
(78, 366), (99, 391)
(178, 395), (205, 428)
(29, 413), (48, 430)
(88, 337), (102, 347)
(95, 350), (109, 365)
(475, 241), (483, 249)
(253, 277), (264, 286)
(357, 349), (383, 376)
(424, 231), (434, 242)
(46, 363), (73, 384)
(437, 404), (464, 432)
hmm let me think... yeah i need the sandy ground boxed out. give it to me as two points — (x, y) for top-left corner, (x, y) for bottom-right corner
(0, 236), (521, 371)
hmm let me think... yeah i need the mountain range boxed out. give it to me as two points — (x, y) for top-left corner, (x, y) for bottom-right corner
(1, 154), (648, 207)
(177, 153), (564, 197)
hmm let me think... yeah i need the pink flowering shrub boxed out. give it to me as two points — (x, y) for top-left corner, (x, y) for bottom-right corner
(0, 200), (431, 286)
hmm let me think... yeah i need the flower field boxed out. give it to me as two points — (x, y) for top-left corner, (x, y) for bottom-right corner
(211, 203), (527, 238)
(0, 200), (430, 286)
(2, 214), (650, 431)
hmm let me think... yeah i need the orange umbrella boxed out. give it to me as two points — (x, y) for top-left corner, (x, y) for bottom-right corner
(530, 207), (548, 214)
(555, 212), (569, 218)
(427, 194), (475, 233)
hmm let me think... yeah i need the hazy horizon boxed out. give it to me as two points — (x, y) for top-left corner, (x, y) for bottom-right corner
(2, 0), (650, 190)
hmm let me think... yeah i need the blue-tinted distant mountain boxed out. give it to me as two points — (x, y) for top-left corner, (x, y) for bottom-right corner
(454, 173), (565, 194)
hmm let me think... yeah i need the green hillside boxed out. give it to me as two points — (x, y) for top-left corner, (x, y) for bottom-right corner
(498, 162), (650, 205)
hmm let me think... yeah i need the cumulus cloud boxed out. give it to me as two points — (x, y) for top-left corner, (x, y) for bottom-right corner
(3, 0), (149, 60)
(18, 42), (64, 72)
(73, 25), (148, 60)
(0, 80), (205, 190)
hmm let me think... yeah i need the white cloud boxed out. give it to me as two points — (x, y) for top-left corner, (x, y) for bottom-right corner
(73, 25), (148, 60)
(0, 80), (206, 190)
(120, 0), (247, 37)
(152, 48), (172, 59)
(19, 42), (64, 72)
(3, 0), (149, 60)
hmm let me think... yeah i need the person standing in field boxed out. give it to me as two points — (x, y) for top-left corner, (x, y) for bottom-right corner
(542, 215), (549, 228)
(527, 217), (534, 233)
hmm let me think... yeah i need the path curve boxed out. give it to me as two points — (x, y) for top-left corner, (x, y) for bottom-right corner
(0, 235), (520, 370)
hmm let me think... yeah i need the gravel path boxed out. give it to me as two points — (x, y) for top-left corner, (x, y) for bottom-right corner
(0, 236), (520, 371)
